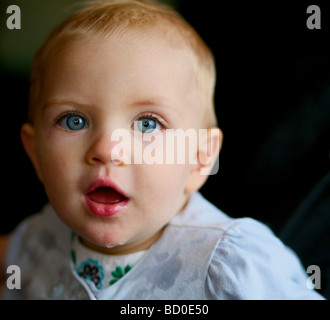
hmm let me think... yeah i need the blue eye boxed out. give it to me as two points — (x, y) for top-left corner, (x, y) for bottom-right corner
(136, 117), (161, 133)
(59, 114), (87, 131)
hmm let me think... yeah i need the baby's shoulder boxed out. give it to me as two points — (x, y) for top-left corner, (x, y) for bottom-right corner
(205, 216), (324, 299)
(5, 204), (71, 266)
(171, 193), (324, 299)
(3, 205), (78, 299)
(170, 192), (273, 235)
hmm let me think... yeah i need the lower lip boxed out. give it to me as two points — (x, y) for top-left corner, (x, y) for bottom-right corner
(84, 195), (129, 217)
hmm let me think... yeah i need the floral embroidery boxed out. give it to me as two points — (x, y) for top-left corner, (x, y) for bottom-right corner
(76, 258), (105, 289)
(109, 265), (132, 285)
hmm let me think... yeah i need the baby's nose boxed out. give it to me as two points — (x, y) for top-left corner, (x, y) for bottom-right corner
(85, 130), (130, 167)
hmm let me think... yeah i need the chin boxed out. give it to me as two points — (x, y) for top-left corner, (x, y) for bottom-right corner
(82, 230), (129, 250)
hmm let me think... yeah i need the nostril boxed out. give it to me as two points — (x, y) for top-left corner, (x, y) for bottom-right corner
(111, 159), (123, 166)
(88, 157), (125, 166)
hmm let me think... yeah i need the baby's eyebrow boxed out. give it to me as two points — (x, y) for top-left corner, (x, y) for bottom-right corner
(42, 99), (96, 112)
(128, 98), (166, 108)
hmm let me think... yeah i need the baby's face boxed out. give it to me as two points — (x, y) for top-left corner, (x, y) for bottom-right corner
(26, 33), (209, 254)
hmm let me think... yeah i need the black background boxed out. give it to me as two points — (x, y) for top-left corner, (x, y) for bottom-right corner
(180, 0), (330, 231)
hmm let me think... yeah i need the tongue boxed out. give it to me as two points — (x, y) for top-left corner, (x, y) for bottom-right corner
(89, 187), (126, 204)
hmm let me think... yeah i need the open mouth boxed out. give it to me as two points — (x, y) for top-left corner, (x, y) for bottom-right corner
(88, 187), (128, 204)
(84, 180), (129, 217)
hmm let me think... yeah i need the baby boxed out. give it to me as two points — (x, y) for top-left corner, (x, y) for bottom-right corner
(1, 0), (324, 299)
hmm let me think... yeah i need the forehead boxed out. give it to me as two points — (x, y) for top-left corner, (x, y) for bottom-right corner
(39, 32), (202, 126)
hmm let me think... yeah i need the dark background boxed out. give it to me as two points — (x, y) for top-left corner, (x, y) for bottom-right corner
(0, 0), (329, 297)
(181, 1), (330, 230)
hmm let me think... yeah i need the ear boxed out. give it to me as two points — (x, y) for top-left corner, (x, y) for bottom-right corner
(21, 123), (43, 182)
(184, 127), (223, 193)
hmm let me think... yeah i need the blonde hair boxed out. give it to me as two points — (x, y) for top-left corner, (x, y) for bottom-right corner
(28, 0), (217, 127)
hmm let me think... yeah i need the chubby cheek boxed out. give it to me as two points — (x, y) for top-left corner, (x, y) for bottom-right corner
(132, 163), (190, 220)
(36, 134), (83, 210)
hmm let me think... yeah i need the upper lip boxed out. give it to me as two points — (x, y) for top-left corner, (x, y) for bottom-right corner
(86, 178), (129, 199)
